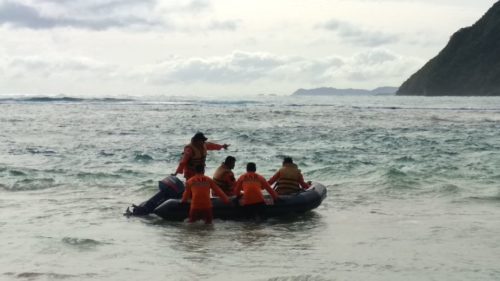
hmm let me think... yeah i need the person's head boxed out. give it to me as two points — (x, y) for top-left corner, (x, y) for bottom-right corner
(283, 157), (294, 165)
(246, 162), (257, 172)
(194, 164), (205, 174)
(191, 132), (208, 146)
(224, 156), (236, 169)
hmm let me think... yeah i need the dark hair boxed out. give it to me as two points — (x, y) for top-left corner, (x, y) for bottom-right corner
(224, 156), (236, 165)
(283, 157), (294, 164)
(246, 162), (256, 172)
(194, 164), (205, 174)
(191, 132), (207, 142)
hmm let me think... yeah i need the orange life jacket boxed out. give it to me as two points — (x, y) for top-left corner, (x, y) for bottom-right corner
(276, 163), (302, 195)
(185, 143), (207, 169)
(212, 164), (234, 194)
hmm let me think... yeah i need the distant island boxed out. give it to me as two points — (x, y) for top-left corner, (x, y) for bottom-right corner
(292, 86), (398, 96)
(397, 1), (500, 96)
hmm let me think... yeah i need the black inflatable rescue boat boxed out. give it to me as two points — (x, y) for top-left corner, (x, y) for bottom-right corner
(126, 175), (327, 221)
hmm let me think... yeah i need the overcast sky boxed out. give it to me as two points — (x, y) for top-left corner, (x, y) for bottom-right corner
(0, 0), (497, 97)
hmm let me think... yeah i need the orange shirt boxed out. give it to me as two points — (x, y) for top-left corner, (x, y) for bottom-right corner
(234, 172), (279, 206)
(181, 174), (230, 209)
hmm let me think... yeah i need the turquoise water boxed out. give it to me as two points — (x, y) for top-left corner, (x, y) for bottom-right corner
(1, 95), (499, 280)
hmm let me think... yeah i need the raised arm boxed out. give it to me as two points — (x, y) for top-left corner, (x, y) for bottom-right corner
(206, 142), (229, 151)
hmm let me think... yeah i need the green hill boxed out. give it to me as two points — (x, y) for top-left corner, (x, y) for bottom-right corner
(397, 1), (500, 96)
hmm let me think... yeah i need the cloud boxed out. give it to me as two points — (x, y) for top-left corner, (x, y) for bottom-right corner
(0, 0), (237, 31)
(178, 0), (211, 13)
(0, 0), (161, 30)
(2, 54), (113, 80)
(0, 49), (423, 95)
(207, 20), (240, 31)
(143, 51), (288, 84)
(0, 1), (56, 29)
(319, 19), (399, 46)
(352, 48), (398, 65)
(136, 49), (421, 87)
(335, 49), (422, 82)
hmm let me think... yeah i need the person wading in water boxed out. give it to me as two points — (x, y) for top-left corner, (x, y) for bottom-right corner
(181, 164), (230, 224)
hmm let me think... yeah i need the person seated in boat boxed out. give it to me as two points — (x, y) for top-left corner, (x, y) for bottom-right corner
(234, 162), (279, 217)
(268, 157), (310, 195)
(212, 156), (236, 196)
(174, 132), (230, 180)
(181, 164), (230, 224)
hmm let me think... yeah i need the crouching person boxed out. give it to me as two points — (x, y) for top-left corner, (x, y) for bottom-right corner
(181, 164), (230, 224)
(234, 162), (279, 218)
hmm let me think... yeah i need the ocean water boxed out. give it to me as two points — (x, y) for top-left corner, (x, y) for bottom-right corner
(1, 95), (499, 281)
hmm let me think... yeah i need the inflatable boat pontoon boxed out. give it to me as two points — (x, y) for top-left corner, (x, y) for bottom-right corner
(126, 175), (327, 221)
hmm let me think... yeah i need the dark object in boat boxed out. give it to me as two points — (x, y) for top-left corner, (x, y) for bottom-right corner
(125, 175), (185, 216)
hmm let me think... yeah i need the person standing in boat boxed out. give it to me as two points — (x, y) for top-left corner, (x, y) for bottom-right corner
(268, 157), (310, 195)
(181, 164), (230, 224)
(234, 162), (279, 218)
(174, 132), (230, 180)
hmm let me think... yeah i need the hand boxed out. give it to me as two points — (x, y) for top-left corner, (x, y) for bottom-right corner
(222, 144), (230, 150)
